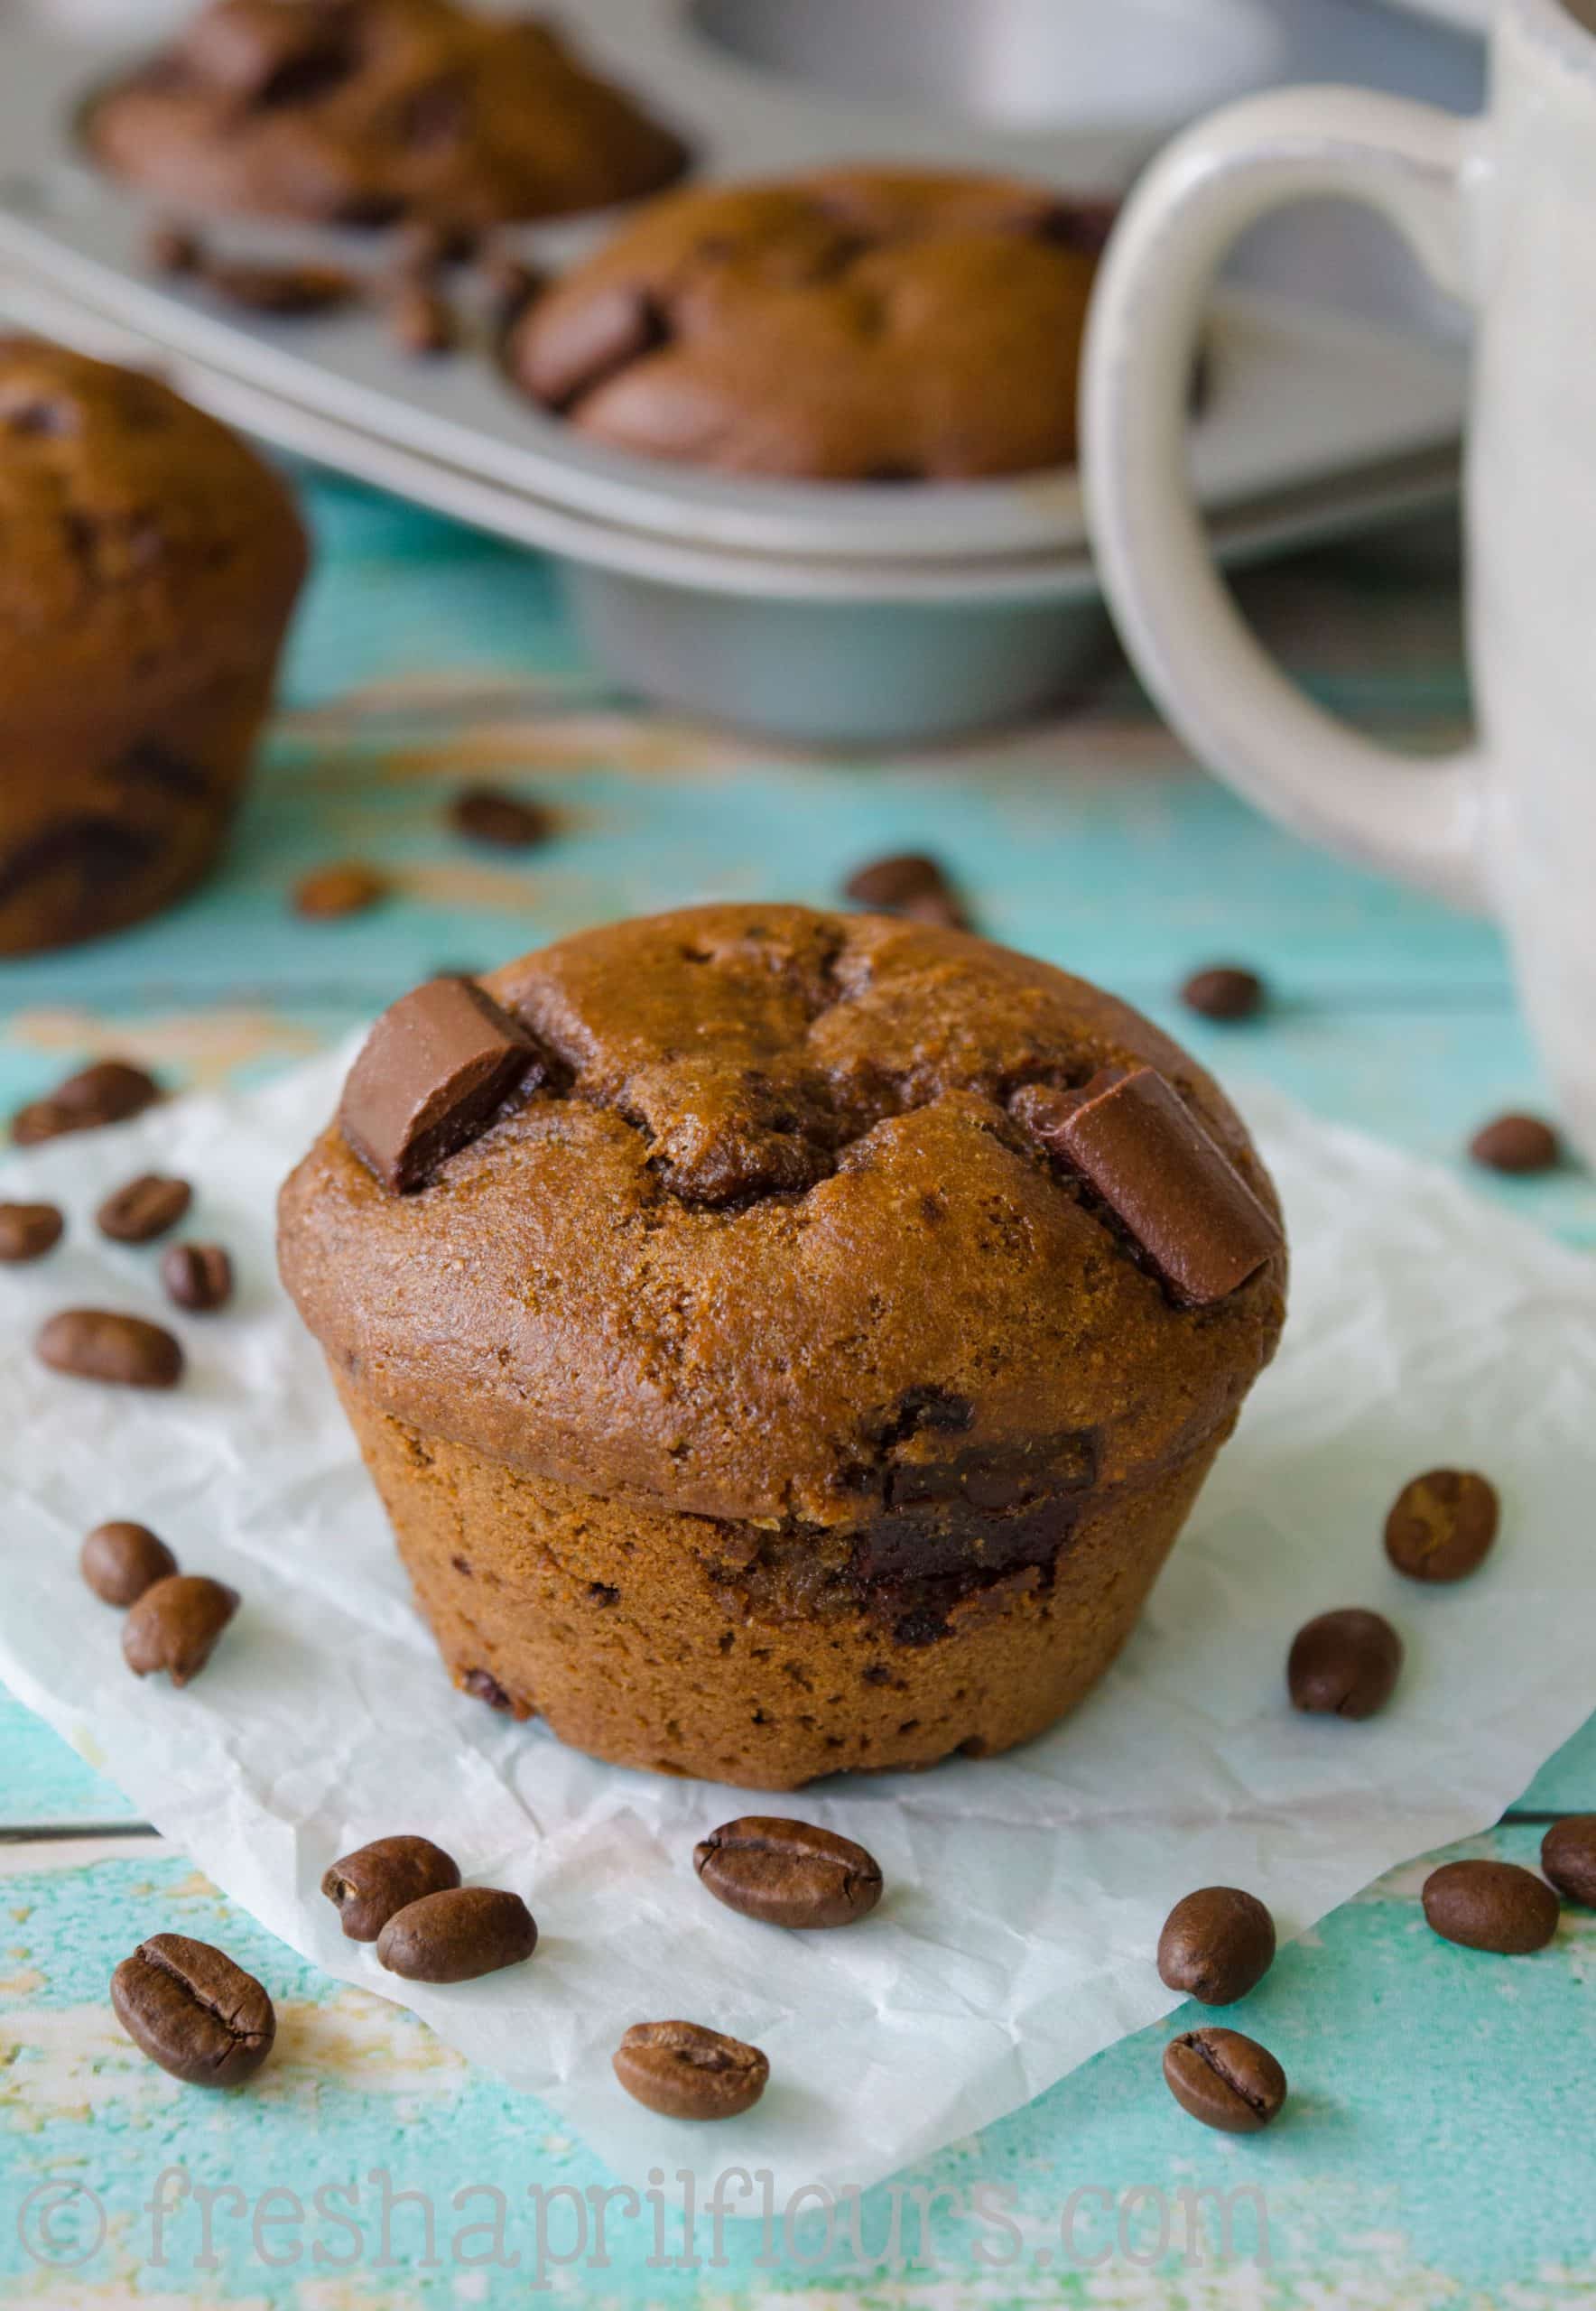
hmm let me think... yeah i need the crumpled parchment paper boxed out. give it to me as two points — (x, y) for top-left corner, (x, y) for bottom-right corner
(3, 1048), (1591, 2197)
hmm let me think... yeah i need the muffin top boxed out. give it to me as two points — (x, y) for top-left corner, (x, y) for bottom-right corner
(506, 169), (1107, 479)
(87, 0), (689, 230)
(0, 339), (307, 729)
(280, 906), (1286, 1527)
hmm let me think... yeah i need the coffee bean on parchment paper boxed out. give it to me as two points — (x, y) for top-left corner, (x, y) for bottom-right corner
(123, 1574), (238, 1686)
(162, 1241), (234, 1313)
(0, 1202), (63, 1261)
(81, 1520), (178, 1606)
(1384, 1469), (1499, 1582)
(376, 1887), (536, 1982)
(694, 1816), (883, 1930)
(1287, 1608), (1402, 1720)
(36, 1308), (184, 1388)
(322, 1835), (462, 1942)
(612, 2020), (769, 2121)
(97, 1174), (192, 1244)
(12, 1060), (161, 1145)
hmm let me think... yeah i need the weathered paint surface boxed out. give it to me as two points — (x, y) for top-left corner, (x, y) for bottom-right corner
(1, 474), (1591, 2306)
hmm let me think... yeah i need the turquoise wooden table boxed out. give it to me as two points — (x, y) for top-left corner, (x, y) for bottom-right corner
(2, 474), (1592, 2308)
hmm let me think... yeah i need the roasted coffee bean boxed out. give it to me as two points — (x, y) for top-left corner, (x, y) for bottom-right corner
(36, 1308), (184, 1388)
(1181, 964), (1266, 1022)
(0, 1201), (63, 1261)
(1541, 1816), (1596, 1908)
(80, 1520), (178, 1606)
(1384, 1469), (1499, 1582)
(376, 1886), (536, 1982)
(162, 1241), (234, 1313)
(111, 1933), (274, 2086)
(1469, 1111), (1561, 1174)
(12, 1058), (162, 1144)
(694, 1816), (883, 1930)
(123, 1573), (238, 1685)
(1422, 1859), (1560, 1954)
(339, 975), (547, 1193)
(204, 260), (358, 316)
(1163, 2028), (1286, 2133)
(322, 1834), (462, 1942)
(1156, 1887), (1276, 2005)
(612, 2020), (769, 2121)
(1015, 1067), (1284, 1309)
(97, 1173), (192, 1244)
(389, 278), (456, 355)
(293, 861), (386, 919)
(1287, 1608), (1402, 1720)
(842, 851), (968, 930)
(448, 785), (552, 849)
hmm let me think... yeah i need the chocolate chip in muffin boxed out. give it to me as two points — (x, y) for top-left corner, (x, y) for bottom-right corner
(1468, 1111), (1562, 1174)
(461, 1667), (515, 1710)
(1287, 1608), (1402, 1720)
(612, 2020), (768, 2121)
(1422, 1859), (1559, 1954)
(448, 786), (552, 849)
(12, 1059), (162, 1144)
(0, 1201), (63, 1261)
(293, 862), (386, 919)
(339, 974), (549, 1193)
(1180, 965), (1266, 1023)
(1384, 1469), (1499, 1582)
(162, 1240), (234, 1313)
(123, 1573), (238, 1684)
(1012, 1066), (1284, 1309)
(81, 1519), (179, 1606)
(97, 1174), (192, 1244)
(112, 1934), (274, 2086)
(36, 1308), (184, 1388)
(843, 852), (968, 931)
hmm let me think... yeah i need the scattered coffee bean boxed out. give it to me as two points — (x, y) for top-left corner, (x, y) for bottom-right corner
(0, 1201), (63, 1262)
(322, 1835), (462, 1942)
(448, 785), (552, 849)
(1423, 1859), (1559, 1954)
(97, 1174), (192, 1244)
(1156, 1887), (1276, 2006)
(842, 852), (969, 930)
(1384, 1469), (1499, 1582)
(339, 975), (550, 1193)
(1541, 1817), (1596, 1908)
(376, 1886), (536, 1982)
(111, 1933), (274, 2087)
(203, 260), (359, 316)
(123, 1573), (238, 1685)
(1287, 1607), (1402, 1720)
(612, 2020), (770, 2121)
(388, 277), (455, 355)
(1181, 964), (1266, 1022)
(1163, 2028), (1286, 2133)
(36, 1308), (184, 1388)
(1469, 1111), (1561, 1174)
(293, 862), (386, 919)
(694, 1817), (884, 1930)
(80, 1520), (178, 1607)
(162, 1241), (234, 1313)
(149, 220), (203, 275)
(12, 1059), (162, 1144)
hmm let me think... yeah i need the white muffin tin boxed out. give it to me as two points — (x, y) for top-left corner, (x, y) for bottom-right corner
(0, 0), (1471, 738)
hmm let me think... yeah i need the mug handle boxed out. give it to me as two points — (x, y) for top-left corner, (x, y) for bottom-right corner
(1082, 88), (1489, 910)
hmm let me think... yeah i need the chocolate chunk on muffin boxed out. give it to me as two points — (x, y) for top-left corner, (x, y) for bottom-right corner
(0, 340), (306, 955)
(506, 168), (1108, 480)
(279, 905), (1285, 1788)
(87, 0), (688, 232)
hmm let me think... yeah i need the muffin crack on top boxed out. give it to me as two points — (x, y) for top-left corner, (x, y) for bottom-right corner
(507, 170), (1109, 480)
(281, 907), (1285, 1787)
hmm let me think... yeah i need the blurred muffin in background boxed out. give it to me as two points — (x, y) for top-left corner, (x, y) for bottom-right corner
(86, 0), (689, 231)
(0, 339), (307, 955)
(507, 168), (1111, 481)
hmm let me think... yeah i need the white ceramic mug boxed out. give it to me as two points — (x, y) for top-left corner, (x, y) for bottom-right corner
(1081, 0), (1596, 1159)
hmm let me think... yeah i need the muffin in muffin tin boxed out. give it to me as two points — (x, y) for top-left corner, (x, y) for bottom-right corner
(506, 168), (1109, 480)
(0, 339), (307, 956)
(279, 905), (1285, 1787)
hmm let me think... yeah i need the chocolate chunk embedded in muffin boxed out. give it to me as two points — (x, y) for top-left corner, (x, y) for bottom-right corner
(87, 0), (688, 232)
(0, 340), (306, 955)
(278, 905), (1285, 1788)
(507, 169), (1107, 479)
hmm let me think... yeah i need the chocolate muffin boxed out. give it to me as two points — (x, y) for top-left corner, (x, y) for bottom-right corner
(86, 0), (688, 232)
(279, 906), (1286, 1788)
(506, 169), (1109, 480)
(0, 340), (306, 956)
